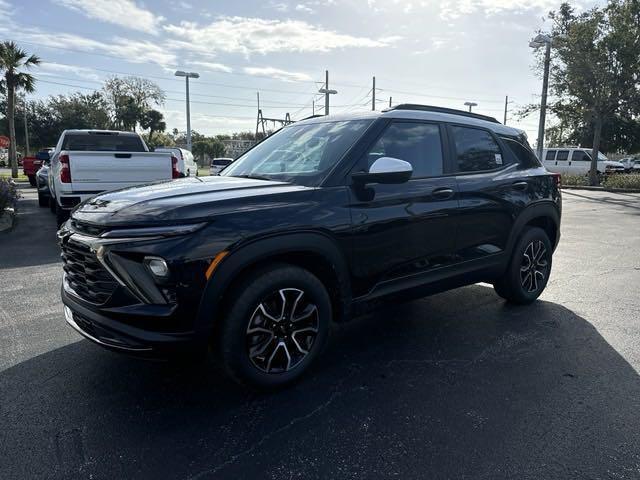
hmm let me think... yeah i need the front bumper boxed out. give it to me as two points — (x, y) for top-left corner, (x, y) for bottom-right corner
(62, 287), (200, 357)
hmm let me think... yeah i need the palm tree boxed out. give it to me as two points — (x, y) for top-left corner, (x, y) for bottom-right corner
(140, 109), (166, 146)
(0, 42), (40, 178)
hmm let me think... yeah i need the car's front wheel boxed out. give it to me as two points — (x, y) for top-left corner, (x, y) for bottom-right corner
(494, 226), (552, 304)
(218, 263), (331, 389)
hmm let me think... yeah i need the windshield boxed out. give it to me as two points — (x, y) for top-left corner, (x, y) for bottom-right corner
(222, 120), (372, 186)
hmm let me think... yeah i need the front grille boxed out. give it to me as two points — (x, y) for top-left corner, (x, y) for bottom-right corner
(61, 241), (118, 304)
(69, 220), (106, 237)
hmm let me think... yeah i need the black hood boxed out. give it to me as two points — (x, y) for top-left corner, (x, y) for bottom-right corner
(71, 176), (314, 226)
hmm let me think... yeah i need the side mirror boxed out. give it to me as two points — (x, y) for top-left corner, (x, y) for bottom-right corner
(353, 157), (413, 185)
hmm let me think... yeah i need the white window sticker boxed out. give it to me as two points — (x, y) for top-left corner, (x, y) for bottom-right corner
(495, 153), (503, 165)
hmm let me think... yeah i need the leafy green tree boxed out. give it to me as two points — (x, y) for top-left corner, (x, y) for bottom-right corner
(50, 92), (111, 130)
(0, 41), (40, 178)
(539, 1), (640, 184)
(139, 109), (166, 145)
(103, 76), (165, 131)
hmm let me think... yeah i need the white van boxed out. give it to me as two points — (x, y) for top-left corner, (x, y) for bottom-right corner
(155, 147), (199, 177)
(542, 148), (625, 175)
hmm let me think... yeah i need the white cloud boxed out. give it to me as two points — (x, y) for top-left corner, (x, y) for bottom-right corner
(295, 4), (315, 13)
(38, 62), (101, 81)
(54, 0), (163, 34)
(188, 61), (233, 73)
(243, 66), (312, 82)
(1, 24), (178, 69)
(439, 0), (562, 20)
(269, 1), (289, 12)
(163, 16), (400, 55)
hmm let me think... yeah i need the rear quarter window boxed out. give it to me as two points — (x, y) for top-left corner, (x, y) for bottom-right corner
(502, 138), (540, 168)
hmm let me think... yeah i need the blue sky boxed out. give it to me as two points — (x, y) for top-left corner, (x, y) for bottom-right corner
(0, 0), (599, 139)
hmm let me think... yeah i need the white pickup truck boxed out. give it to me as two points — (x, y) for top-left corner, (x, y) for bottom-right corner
(48, 130), (178, 225)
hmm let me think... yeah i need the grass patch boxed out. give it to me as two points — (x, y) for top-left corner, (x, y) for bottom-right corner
(603, 174), (640, 190)
(0, 173), (28, 182)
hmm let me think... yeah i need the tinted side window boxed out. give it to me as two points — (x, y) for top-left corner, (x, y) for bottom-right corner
(556, 150), (570, 161)
(451, 126), (503, 172)
(503, 139), (540, 167)
(545, 150), (557, 160)
(572, 150), (591, 161)
(367, 122), (443, 178)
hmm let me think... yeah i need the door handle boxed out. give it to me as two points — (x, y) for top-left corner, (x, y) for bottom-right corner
(511, 181), (528, 191)
(431, 187), (454, 199)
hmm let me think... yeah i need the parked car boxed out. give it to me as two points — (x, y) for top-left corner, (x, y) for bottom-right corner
(619, 157), (640, 173)
(210, 157), (234, 175)
(59, 104), (562, 389)
(48, 130), (178, 226)
(542, 147), (625, 175)
(35, 150), (54, 207)
(22, 156), (40, 186)
(155, 147), (198, 177)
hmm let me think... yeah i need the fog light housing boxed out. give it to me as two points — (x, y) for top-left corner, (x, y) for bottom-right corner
(144, 256), (170, 278)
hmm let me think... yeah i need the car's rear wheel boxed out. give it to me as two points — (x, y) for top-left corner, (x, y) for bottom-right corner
(218, 263), (330, 389)
(37, 191), (48, 207)
(493, 226), (552, 304)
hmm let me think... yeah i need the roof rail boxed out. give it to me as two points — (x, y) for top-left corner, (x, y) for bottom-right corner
(384, 104), (500, 124)
(301, 114), (325, 121)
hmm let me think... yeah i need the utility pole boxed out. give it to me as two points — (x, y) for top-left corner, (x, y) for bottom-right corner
(503, 95), (509, 125)
(325, 70), (329, 115)
(312, 99), (315, 116)
(372, 76), (376, 111)
(389, 96), (392, 108)
(318, 70), (337, 115)
(256, 91), (260, 139)
(23, 98), (30, 156)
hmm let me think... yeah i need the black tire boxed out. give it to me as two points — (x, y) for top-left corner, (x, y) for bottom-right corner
(55, 202), (69, 227)
(37, 191), (48, 207)
(28, 175), (36, 187)
(493, 226), (552, 305)
(48, 195), (56, 213)
(217, 263), (331, 390)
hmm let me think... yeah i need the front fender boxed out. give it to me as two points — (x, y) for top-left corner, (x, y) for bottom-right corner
(194, 230), (351, 335)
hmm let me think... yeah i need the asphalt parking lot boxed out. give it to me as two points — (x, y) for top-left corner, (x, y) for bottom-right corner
(1, 185), (639, 479)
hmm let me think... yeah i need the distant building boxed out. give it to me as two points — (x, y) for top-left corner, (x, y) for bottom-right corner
(223, 139), (255, 159)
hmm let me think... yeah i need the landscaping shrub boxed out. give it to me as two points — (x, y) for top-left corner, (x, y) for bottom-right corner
(603, 174), (640, 190)
(0, 177), (19, 216)
(561, 174), (590, 186)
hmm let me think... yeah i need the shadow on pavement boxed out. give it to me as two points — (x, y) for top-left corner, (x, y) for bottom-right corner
(2, 284), (639, 479)
(0, 188), (60, 270)
(562, 189), (640, 212)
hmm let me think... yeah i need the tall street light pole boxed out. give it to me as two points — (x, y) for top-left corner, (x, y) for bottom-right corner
(530, 34), (552, 160)
(175, 70), (200, 151)
(318, 70), (337, 115)
(464, 101), (477, 112)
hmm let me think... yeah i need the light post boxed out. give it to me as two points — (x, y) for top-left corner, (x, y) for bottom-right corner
(529, 33), (552, 160)
(318, 70), (337, 115)
(175, 70), (199, 151)
(464, 101), (477, 112)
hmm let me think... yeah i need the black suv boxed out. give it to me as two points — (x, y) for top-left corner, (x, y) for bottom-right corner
(59, 105), (561, 388)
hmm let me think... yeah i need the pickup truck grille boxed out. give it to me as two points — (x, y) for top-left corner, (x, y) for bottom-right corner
(61, 241), (118, 304)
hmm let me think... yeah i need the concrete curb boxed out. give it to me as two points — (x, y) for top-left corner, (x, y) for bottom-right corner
(0, 207), (16, 233)
(561, 185), (640, 194)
